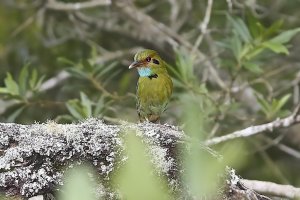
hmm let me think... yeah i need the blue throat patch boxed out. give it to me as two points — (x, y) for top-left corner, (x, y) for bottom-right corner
(137, 67), (152, 77)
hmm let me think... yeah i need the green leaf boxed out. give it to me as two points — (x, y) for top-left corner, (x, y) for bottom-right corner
(35, 75), (46, 90)
(55, 114), (75, 123)
(103, 69), (121, 86)
(274, 94), (291, 113)
(81, 59), (93, 72)
(18, 64), (29, 96)
(256, 93), (291, 119)
(114, 132), (171, 200)
(95, 62), (117, 79)
(247, 14), (260, 38)
(262, 41), (289, 55)
(90, 44), (98, 59)
(94, 96), (105, 116)
(166, 63), (183, 82)
(7, 106), (25, 122)
(66, 68), (88, 79)
(262, 20), (283, 39)
(80, 92), (92, 117)
(243, 62), (263, 74)
(239, 43), (252, 61)
(245, 46), (264, 60)
(215, 40), (232, 49)
(4, 73), (19, 96)
(231, 34), (242, 61)
(66, 100), (84, 120)
(29, 69), (38, 89)
(59, 166), (97, 200)
(174, 49), (195, 83)
(57, 57), (76, 66)
(0, 87), (8, 94)
(270, 27), (300, 44)
(170, 77), (186, 89)
(255, 94), (271, 116)
(227, 15), (252, 43)
(256, 22), (266, 38)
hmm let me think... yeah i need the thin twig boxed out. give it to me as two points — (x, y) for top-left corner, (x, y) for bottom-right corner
(46, 0), (111, 11)
(226, 0), (233, 12)
(261, 136), (300, 159)
(191, 0), (213, 54)
(167, 0), (179, 30)
(11, 15), (35, 38)
(39, 71), (70, 92)
(90, 47), (142, 65)
(204, 103), (300, 146)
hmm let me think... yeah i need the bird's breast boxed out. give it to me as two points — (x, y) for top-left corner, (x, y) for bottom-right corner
(137, 74), (172, 105)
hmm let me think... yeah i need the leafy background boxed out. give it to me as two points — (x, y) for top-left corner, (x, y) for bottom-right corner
(1, 0), (300, 198)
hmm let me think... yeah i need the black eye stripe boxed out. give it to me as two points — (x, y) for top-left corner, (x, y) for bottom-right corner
(153, 59), (159, 65)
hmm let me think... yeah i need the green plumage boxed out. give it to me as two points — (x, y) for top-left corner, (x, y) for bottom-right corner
(129, 49), (173, 122)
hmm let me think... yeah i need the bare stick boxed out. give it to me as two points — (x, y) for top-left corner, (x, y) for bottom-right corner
(242, 179), (300, 199)
(46, 0), (111, 11)
(204, 104), (300, 146)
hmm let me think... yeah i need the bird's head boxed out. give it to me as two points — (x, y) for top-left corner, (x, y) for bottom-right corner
(129, 49), (167, 77)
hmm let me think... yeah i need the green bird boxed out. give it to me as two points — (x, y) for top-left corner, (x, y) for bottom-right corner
(129, 49), (173, 123)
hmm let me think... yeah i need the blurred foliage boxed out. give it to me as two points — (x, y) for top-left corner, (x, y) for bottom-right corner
(59, 165), (98, 200)
(113, 131), (172, 200)
(1, 0), (300, 198)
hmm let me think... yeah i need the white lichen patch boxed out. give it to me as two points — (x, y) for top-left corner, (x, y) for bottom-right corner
(137, 122), (184, 139)
(227, 167), (240, 185)
(149, 145), (174, 174)
(44, 120), (66, 136)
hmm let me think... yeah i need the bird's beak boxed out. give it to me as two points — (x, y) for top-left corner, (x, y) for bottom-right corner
(129, 61), (143, 69)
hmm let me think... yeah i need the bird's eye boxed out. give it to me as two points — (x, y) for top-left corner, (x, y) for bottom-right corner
(145, 57), (151, 62)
